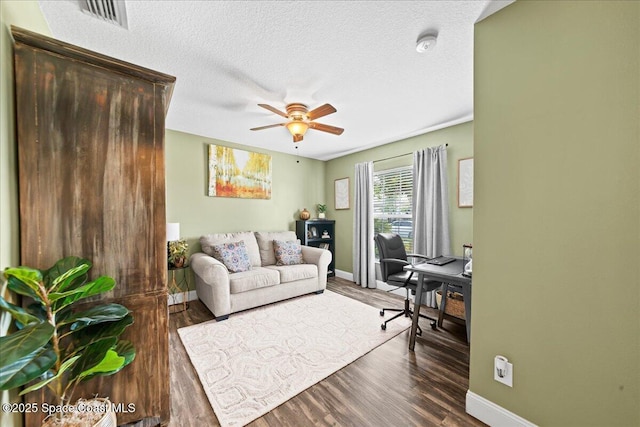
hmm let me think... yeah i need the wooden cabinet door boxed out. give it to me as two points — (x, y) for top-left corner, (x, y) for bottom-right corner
(12, 26), (175, 426)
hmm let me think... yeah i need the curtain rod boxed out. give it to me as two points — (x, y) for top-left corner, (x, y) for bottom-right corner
(372, 143), (448, 164)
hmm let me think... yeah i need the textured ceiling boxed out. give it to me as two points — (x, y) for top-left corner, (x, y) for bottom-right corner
(38, 0), (513, 160)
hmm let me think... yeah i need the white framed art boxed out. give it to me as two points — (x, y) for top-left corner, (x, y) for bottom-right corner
(458, 157), (474, 208)
(334, 177), (350, 210)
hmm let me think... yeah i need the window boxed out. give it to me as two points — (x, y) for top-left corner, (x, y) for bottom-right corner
(373, 166), (413, 253)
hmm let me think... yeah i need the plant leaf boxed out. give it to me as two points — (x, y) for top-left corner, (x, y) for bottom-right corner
(59, 304), (129, 331)
(0, 296), (40, 326)
(42, 256), (90, 292)
(72, 315), (134, 350)
(50, 276), (116, 312)
(0, 346), (57, 390)
(78, 341), (135, 381)
(78, 349), (124, 380)
(5, 270), (42, 302)
(69, 337), (117, 381)
(50, 264), (90, 294)
(0, 322), (54, 370)
(19, 355), (79, 395)
(114, 340), (136, 367)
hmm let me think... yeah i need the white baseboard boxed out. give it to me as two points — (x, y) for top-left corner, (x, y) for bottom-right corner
(466, 391), (537, 427)
(168, 289), (198, 306)
(334, 269), (353, 281)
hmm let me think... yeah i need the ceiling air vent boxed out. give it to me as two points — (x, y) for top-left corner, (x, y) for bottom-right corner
(80, 0), (128, 29)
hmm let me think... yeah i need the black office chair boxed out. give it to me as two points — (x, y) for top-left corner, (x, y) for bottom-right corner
(374, 233), (441, 334)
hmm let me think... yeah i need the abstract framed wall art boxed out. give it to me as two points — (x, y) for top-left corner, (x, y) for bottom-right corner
(208, 144), (272, 199)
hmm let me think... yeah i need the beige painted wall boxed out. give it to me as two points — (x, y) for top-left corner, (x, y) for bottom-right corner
(0, 3), (51, 427)
(471, 1), (639, 425)
(165, 129), (326, 290)
(325, 121), (474, 274)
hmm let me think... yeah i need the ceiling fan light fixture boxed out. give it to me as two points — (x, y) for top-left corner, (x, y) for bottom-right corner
(286, 120), (309, 138)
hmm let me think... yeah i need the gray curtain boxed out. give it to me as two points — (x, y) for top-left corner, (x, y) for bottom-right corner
(413, 145), (451, 305)
(353, 161), (376, 288)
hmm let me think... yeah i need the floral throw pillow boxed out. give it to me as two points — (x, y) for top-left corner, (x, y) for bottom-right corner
(273, 240), (303, 266)
(211, 240), (252, 273)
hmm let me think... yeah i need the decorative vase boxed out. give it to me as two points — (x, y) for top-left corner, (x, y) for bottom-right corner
(42, 398), (117, 427)
(318, 212), (326, 219)
(300, 208), (311, 220)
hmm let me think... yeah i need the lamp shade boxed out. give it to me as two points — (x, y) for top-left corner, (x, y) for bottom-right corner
(286, 120), (309, 137)
(166, 223), (180, 242)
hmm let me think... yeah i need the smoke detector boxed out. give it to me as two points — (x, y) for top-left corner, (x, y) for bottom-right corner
(416, 34), (437, 53)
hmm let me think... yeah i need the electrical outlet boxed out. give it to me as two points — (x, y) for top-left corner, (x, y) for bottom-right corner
(494, 356), (513, 387)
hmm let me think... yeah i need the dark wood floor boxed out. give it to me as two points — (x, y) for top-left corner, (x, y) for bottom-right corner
(167, 277), (486, 427)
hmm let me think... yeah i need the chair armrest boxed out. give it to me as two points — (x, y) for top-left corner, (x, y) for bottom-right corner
(406, 253), (430, 261)
(379, 257), (410, 267)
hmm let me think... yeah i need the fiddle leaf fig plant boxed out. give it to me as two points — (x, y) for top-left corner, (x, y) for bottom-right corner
(0, 256), (135, 415)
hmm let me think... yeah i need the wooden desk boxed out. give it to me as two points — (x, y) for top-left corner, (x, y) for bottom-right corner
(405, 258), (472, 350)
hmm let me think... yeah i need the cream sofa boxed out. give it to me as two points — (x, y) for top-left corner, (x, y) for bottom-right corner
(190, 231), (332, 320)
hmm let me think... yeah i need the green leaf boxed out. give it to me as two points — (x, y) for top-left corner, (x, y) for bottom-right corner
(50, 276), (116, 312)
(3, 267), (42, 293)
(59, 303), (129, 331)
(114, 340), (136, 367)
(42, 256), (90, 292)
(72, 315), (134, 351)
(0, 347), (57, 390)
(78, 341), (135, 381)
(78, 349), (124, 380)
(0, 322), (54, 370)
(69, 337), (117, 381)
(0, 296), (40, 326)
(6, 273), (42, 303)
(19, 355), (79, 395)
(50, 264), (90, 294)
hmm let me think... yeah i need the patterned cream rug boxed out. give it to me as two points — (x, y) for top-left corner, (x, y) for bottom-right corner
(178, 290), (411, 426)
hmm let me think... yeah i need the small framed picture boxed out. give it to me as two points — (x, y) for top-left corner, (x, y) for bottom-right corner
(458, 158), (474, 208)
(335, 177), (350, 210)
(310, 226), (318, 238)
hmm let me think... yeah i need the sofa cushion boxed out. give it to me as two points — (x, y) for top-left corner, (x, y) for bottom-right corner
(266, 264), (318, 283)
(229, 267), (280, 294)
(273, 240), (304, 266)
(254, 231), (298, 266)
(210, 241), (252, 273)
(201, 232), (261, 267)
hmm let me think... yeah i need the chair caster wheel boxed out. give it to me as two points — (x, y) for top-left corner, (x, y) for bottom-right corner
(379, 310), (384, 316)
(381, 323), (386, 330)
(430, 321), (437, 330)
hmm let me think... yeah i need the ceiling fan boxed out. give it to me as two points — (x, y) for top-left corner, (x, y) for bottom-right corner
(250, 103), (344, 143)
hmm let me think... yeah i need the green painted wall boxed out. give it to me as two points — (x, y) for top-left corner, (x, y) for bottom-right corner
(165, 129), (326, 290)
(325, 121), (473, 274)
(471, 1), (639, 425)
(0, 3), (50, 427)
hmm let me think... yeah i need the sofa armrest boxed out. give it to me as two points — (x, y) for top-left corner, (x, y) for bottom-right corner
(190, 252), (231, 318)
(301, 245), (332, 290)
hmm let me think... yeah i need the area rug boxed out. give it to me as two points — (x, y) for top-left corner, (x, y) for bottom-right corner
(177, 290), (411, 426)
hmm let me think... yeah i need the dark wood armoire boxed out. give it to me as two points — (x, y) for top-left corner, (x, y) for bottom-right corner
(11, 26), (175, 426)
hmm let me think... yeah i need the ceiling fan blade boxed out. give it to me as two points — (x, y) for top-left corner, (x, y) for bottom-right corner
(293, 134), (304, 143)
(308, 122), (344, 135)
(250, 123), (286, 131)
(307, 103), (336, 121)
(257, 104), (288, 118)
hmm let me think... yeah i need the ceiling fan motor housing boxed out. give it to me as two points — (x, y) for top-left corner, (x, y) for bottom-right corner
(285, 103), (309, 120)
